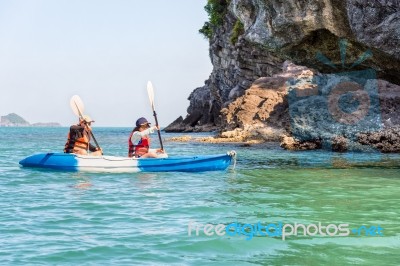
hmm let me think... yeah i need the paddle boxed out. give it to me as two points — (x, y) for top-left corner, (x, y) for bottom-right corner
(69, 95), (102, 154)
(147, 81), (164, 151)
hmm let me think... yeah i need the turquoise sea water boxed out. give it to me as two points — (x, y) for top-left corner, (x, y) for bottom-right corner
(1, 127), (399, 265)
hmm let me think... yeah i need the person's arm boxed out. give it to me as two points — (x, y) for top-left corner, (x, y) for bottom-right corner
(130, 126), (159, 144)
(82, 127), (101, 153)
(133, 127), (156, 137)
(88, 143), (97, 152)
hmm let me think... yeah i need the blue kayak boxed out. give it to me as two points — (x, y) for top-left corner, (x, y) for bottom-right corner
(19, 151), (236, 173)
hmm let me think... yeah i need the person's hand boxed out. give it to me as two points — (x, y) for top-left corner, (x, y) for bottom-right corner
(95, 147), (103, 155)
(156, 148), (164, 153)
(153, 125), (160, 131)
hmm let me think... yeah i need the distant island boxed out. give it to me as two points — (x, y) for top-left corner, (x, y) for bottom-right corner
(0, 113), (61, 127)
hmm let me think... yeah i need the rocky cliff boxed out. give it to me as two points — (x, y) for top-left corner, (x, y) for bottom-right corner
(165, 0), (400, 151)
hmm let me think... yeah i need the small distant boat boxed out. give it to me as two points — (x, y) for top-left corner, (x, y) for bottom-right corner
(19, 151), (236, 173)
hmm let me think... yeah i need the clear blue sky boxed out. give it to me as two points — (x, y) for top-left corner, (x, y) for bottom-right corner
(0, 0), (212, 127)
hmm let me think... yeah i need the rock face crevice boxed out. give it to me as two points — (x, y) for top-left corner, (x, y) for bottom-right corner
(165, 0), (400, 151)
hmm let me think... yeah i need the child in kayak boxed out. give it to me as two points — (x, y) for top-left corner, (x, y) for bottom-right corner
(64, 115), (102, 156)
(128, 117), (164, 158)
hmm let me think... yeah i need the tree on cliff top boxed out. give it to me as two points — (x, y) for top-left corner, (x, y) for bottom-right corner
(199, 0), (230, 39)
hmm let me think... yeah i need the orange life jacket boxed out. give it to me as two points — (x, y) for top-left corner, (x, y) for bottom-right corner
(64, 125), (90, 154)
(128, 130), (150, 157)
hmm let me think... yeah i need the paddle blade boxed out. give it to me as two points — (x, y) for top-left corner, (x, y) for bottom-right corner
(147, 81), (155, 110)
(70, 95), (85, 117)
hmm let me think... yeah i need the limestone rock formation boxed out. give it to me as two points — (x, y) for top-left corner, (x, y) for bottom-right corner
(283, 69), (400, 151)
(219, 61), (312, 140)
(331, 136), (348, 152)
(280, 135), (322, 151)
(166, 0), (400, 151)
(357, 126), (400, 153)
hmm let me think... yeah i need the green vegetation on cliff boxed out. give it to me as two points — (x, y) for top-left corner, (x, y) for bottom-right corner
(230, 19), (244, 45)
(199, 0), (230, 39)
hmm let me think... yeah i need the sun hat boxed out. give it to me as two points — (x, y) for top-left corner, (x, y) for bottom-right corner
(81, 115), (94, 123)
(136, 117), (150, 127)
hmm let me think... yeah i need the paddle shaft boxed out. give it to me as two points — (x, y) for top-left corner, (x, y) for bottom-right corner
(88, 131), (101, 152)
(152, 110), (164, 151)
(73, 101), (102, 154)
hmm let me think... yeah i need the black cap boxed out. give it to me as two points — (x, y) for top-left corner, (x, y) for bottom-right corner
(136, 117), (150, 127)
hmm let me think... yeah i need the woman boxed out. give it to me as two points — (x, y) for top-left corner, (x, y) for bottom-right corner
(128, 117), (163, 158)
(64, 115), (102, 156)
